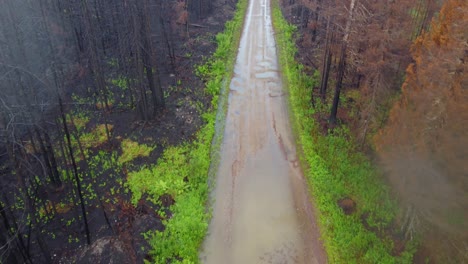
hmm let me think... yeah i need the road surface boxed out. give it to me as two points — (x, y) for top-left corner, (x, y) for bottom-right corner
(201, 0), (326, 263)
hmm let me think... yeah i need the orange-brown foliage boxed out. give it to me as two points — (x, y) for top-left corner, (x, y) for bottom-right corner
(375, 0), (467, 261)
(171, 1), (189, 35)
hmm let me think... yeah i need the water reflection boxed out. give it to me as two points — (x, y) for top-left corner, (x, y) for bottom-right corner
(201, 0), (325, 263)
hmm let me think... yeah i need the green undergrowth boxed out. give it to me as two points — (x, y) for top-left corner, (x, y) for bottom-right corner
(125, 0), (247, 263)
(78, 124), (112, 149)
(66, 121), (113, 160)
(118, 139), (155, 165)
(272, 1), (415, 263)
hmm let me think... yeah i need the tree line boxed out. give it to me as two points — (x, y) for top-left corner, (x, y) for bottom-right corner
(376, 0), (467, 261)
(282, 0), (440, 142)
(281, 0), (466, 261)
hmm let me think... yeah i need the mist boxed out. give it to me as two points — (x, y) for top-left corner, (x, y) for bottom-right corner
(376, 0), (468, 261)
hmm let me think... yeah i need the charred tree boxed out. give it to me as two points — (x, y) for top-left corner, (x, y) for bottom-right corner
(329, 0), (357, 124)
(58, 97), (91, 245)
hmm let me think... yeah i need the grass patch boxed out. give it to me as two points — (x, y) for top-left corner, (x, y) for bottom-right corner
(67, 112), (90, 132)
(126, 1), (248, 263)
(271, 2), (415, 263)
(118, 139), (155, 165)
(78, 124), (113, 149)
(64, 123), (113, 160)
(39, 201), (73, 217)
(126, 145), (190, 205)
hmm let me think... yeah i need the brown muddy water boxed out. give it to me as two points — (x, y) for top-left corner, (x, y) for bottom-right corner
(200, 0), (326, 263)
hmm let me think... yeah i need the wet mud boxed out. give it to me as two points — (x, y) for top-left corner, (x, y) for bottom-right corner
(201, 0), (326, 263)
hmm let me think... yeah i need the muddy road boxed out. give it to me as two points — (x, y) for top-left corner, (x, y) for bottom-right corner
(201, 0), (326, 263)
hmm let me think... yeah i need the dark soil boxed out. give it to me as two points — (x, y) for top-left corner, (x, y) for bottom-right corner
(337, 197), (356, 215)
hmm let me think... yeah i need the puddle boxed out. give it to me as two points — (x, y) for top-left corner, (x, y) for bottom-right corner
(201, 0), (326, 263)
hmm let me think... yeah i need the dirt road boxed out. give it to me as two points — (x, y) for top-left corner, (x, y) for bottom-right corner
(201, 0), (326, 263)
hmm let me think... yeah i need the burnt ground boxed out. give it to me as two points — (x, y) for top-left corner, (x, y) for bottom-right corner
(0, 2), (238, 264)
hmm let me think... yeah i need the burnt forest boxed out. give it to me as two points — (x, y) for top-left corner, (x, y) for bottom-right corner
(0, 0), (466, 263)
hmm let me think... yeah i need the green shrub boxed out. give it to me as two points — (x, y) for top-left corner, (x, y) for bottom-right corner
(126, 145), (189, 205)
(118, 139), (155, 165)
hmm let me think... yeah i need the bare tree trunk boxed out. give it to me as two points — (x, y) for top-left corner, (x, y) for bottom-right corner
(34, 126), (57, 186)
(320, 18), (333, 101)
(329, 43), (346, 124)
(329, 0), (357, 124)
(161, 16), (176, 73)
(81, 0), (110, 112)
(58, 96), (91, 245)
(0, 196), (26, 264)
(130, 1), (149, 121)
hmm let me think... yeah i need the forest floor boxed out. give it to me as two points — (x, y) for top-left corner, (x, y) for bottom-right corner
(22, 2), (240, 263)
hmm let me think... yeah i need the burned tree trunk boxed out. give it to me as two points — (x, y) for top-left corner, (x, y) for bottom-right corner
(329, 0), (357, 124)
(58, 97), (91, 245)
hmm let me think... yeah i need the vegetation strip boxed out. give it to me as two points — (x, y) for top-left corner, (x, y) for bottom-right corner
(126, 0), (248, 263)
(271, 1), (415, 263)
